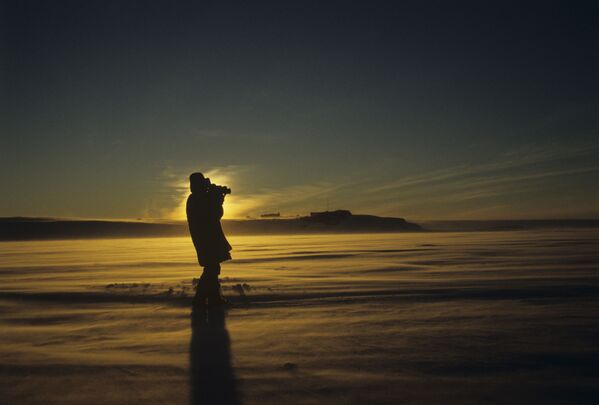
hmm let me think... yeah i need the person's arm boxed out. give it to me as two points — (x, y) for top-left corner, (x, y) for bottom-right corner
(207, 190), (225, 220)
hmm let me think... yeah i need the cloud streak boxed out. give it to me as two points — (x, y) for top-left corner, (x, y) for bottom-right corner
(150, 140), (599, 221)
(361, 141), (599, 219)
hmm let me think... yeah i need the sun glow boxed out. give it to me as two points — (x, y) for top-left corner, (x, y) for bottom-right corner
(170, 192), (249, 220)
(168, 168), (248, 220)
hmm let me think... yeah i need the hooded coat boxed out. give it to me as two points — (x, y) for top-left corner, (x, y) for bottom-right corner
(186, 189), (232, 266)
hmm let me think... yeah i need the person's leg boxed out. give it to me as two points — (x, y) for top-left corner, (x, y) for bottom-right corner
(193, 267), (210, 306)
(205, 263), (225, 305)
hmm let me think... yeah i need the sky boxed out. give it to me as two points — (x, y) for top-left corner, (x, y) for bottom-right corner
(2, 0), (598, 220)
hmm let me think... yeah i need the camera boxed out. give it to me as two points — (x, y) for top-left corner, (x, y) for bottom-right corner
(208, 183), (231, 195)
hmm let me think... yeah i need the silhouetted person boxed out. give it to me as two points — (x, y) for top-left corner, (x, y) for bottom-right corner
(189, 307), (240, 404)
(187, 172), (232, 307)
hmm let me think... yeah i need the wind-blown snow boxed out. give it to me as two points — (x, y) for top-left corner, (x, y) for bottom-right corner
(1, 230), (598, 403)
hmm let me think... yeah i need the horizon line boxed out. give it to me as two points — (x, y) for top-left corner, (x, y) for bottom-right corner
(2, 216), (599, 223)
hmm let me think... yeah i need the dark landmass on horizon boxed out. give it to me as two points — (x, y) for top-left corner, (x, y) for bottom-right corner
(1, 213), (598, 241)
(0, 211), (422, 241)
(419, 219), (599, 232)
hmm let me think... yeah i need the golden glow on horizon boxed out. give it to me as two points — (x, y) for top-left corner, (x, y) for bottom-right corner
(169, 169), (247, 220)
(170, 192), (248, 220)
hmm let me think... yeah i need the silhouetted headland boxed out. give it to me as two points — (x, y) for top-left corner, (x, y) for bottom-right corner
(4, 215), (599, 241)
(0, 211), (422, 241)
(419, 219), (599, 232)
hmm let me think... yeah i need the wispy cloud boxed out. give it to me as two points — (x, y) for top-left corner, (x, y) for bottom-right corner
(361, 141), (599, 219)
(145, 140), (599, 220)
(367, 142), (598, 194)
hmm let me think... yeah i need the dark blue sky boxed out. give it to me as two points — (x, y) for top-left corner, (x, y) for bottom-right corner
(2, 1), (598, 219)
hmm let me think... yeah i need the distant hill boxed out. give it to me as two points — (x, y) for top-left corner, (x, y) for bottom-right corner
(0, 211), (422, 241)
(419, 219), (599, 232)
(226, 210), (423, 235)
(0, 217), (184, 241)
(4, 215), (596, 241)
